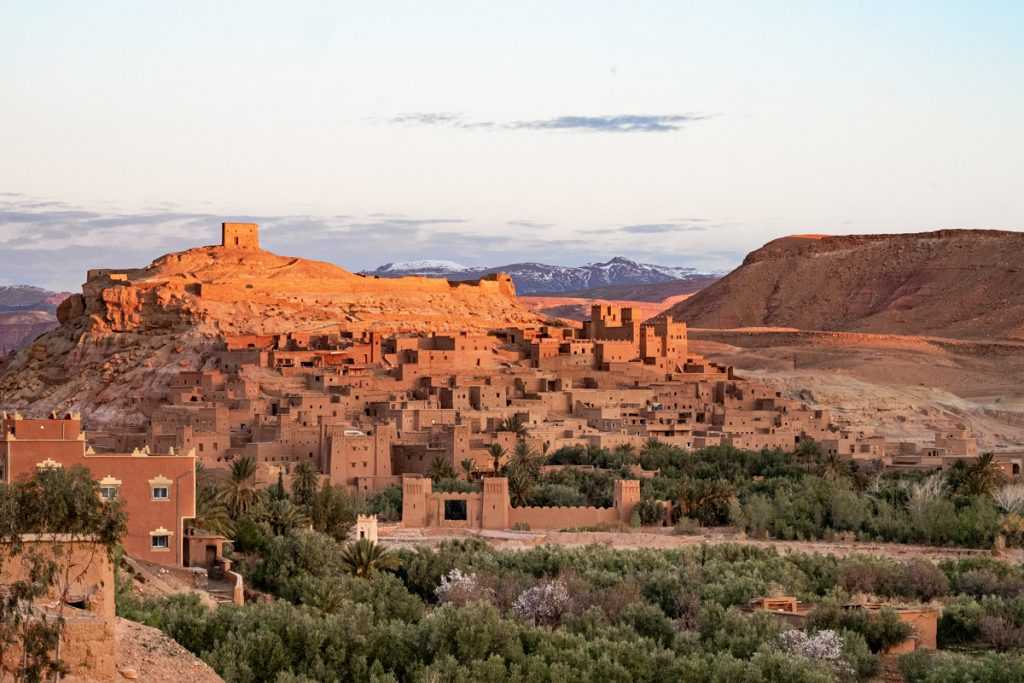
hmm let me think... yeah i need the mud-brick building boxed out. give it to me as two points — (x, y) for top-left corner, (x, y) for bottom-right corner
(402, 475), (640, 530)
(0, 536), (118, 680)
(1, 412), (197, 566)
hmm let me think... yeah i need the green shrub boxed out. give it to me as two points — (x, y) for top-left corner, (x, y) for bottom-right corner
(634, 499), (664, 526)
(900, 651), (1024, 682)
(808, 604), (913, 653)
(672, 517), (702, 535)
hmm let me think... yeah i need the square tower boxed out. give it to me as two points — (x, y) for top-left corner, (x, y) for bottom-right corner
(221, 222), (260, 250)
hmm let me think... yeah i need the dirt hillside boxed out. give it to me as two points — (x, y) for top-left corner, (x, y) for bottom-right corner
(688, 328), (1024, 450)
(666, 230), (1024, 340)
(0, 238), (540, 427)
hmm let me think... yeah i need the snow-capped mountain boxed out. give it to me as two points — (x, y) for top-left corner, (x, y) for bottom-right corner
(372, 260), (468, 275)
(363, 257), (719, 295)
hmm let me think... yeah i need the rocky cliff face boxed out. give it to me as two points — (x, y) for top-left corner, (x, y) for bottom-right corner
(665, 230), (1024, 340)
(0, 242), (538, 427)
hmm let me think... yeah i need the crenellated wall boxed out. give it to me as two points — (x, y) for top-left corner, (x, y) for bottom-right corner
(402, 475), (640, 530)
(508, 505), (618, 529)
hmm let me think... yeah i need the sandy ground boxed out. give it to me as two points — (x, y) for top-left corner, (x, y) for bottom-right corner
(110, 618), (223, 683)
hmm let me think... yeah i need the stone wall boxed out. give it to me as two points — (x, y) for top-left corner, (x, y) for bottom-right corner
(401, 476), (640, 530)
(508, 505), (619, 529)
(0, 538), (117, 681)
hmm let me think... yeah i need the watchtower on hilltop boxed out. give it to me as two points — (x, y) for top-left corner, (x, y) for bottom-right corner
(221, 222), (260, 250)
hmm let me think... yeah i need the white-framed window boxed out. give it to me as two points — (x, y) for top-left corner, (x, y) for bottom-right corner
(100, 486), (119, 501)
(152, 486), (169, 501)
(151, 535), (170, 550)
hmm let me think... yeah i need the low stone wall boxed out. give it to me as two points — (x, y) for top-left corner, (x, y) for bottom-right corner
(509, 505), (619, 530)
(402, 476), (639, 531)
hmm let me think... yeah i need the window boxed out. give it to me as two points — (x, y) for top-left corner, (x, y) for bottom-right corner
(100, 486), (119, 501)
(151, 535), (170, 550)
(443, 499), (468, 521)
(152, 486), (170, 501)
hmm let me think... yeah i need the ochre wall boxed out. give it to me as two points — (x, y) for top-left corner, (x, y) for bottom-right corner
(508, 506), (618, 529)
(402, 475), (640, 531)
(3, 427), (196, 567)
(221, 222), (260, 249)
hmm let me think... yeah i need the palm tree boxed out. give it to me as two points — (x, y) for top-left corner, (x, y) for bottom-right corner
(642, 438), (663, 455)
(251, 497), (310, 536)
(499, 415), (528, 439)
(221, 455), (258, 519)
(428, 456), (456, 481)
(192, 463), (233, 536)
(340, 538), (400, 577)
(507, 465), (535, 507)
(291, 461), (320, 507)
(487, 443), (506, 475)
(505, 440), (543, 506)
(460, 458), (476, 481)
(510, 439), (542, 478)
(965, 453), (1007, 497)
(612, 443), (637, 468)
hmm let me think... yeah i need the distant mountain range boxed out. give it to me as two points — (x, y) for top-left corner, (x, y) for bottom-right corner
(364, 257), (721, 296)
(0, 286), (71, 354)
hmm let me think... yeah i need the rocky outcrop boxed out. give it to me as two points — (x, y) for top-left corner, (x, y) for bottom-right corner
(0, 239), (539, 427)
(665, 230), (1024, 340)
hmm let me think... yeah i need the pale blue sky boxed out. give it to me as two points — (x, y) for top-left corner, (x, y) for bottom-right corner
(1, 1), (1022, 289)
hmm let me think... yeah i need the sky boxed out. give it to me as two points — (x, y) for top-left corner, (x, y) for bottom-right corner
(1, 1), (1023, 290)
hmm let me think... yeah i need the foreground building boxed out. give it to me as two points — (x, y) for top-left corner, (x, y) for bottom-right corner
(1, 412), (199, 566)
(0, 536), (117, 680)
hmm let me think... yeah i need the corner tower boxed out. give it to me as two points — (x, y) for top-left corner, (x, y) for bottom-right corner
(221, 222), (260, 250)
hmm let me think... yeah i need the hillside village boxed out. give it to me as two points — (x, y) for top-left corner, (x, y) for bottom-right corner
(4, 224), (1019, 569)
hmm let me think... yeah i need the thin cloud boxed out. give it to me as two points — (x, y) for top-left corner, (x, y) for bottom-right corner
(507, 220), (554, 229)
(388, 112), (467, 127)
(387, 112), (711, 133)
(584, 220), (712, 236)
(510, 114), (710, 133)
(342, 218), (467, 233)
(622, 223), (708, 234)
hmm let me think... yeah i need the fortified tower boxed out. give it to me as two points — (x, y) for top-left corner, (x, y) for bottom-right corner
(221, 222), (260, 250)
(613, 479), (641, 523)
(481, 476), (510, 529)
